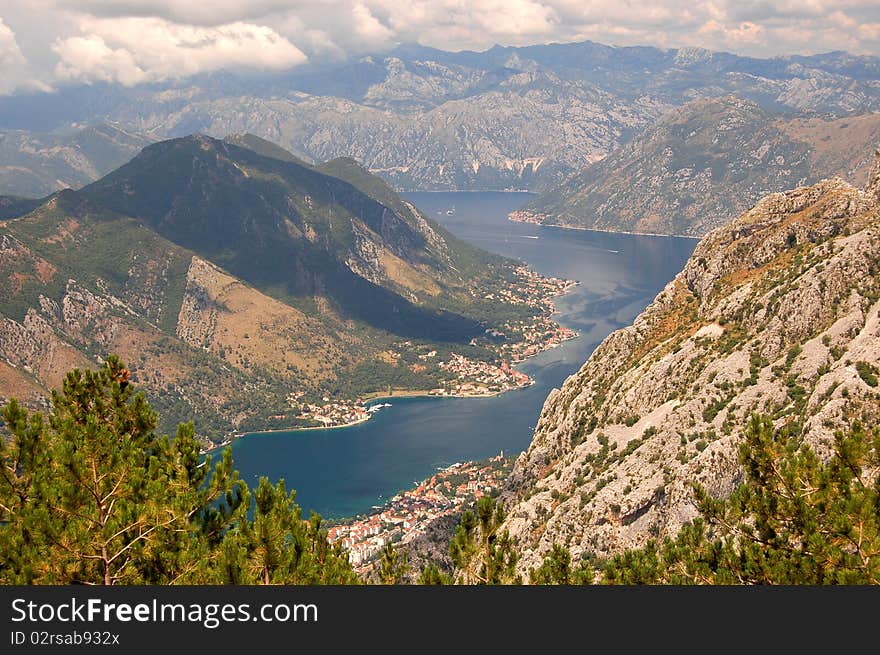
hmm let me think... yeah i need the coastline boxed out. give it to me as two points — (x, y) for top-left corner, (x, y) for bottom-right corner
(508, 211), (701, 240)
(230, 289), (575, 443)
(402, 188), (535, 194)
(242, 415), (372, 437)
(542, 222), (702, 240)
(362, 382), (535, 404)
(235, 383), (537, 442)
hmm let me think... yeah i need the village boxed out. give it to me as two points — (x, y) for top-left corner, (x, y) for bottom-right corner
(290, 394), (371, 429)
(436, 353), (530, 395)
(327, 454), (513, 571)
(284, 267), (578, 429)
(506, 265), (580, 312)
(487, 266), (579, 362)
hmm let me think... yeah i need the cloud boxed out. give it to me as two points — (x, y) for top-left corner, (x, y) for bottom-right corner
(55, 1), (303, 26)
(0, 18), (26, 70)
(366, 0), (560, 50)
(51, 17), (307, 85)
(1, 1), (878, 93)
(0, 18), (52, 95)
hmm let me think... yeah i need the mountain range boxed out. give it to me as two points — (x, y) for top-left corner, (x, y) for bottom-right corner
(520, 96), (880, 236)
(0, 123), (152, 199)
(0, 134), (535, 442)
(2, 40), (880, 197)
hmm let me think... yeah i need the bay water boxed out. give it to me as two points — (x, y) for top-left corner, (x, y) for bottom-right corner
(230, 192), (696, 518)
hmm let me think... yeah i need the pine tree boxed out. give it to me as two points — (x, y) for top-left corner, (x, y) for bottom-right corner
(529, 544), (594, 584)
(0, 356), (358, 585)
(601, 414), (880, 584)
(376, 543), (409, 585)
(418, 563), (451, 585)
(449, 496), (520, 584)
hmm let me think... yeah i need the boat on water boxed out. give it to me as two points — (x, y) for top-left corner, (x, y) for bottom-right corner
(523, 235), (539, 239)
(446, 206), (455, 215)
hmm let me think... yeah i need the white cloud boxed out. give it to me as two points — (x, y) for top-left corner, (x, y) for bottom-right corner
(51, 17), (307, 85)
(368, 0), (560, 50)
(0, 17), (52, 95)
(0, 18), (26, 69)
(55, 1), (304, 26)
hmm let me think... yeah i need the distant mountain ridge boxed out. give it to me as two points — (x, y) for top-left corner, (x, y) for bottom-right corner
(2, 40), (880, 196)
(519, 98), (880, 236)
(0, 123), (152, 198)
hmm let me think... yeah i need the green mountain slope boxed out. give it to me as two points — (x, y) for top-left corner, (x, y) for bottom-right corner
(80, 134), (509, 338)
(0, 135), (551, 443)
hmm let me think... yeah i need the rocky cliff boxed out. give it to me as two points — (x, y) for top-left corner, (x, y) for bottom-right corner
(501, 146), (880, 576)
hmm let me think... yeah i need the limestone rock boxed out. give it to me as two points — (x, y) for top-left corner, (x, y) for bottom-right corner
(501, 150), (880, 576)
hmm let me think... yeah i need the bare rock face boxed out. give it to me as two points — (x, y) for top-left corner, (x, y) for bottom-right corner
(501, 145), (880, 576)
(867, 146), (880, 201)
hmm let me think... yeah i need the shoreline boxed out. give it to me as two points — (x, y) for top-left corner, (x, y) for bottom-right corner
(232, 317), (572, 442)
(236, 383), (537, 442)
(402, 189), (535, 194)
(242, 415), (372, 437)
(508, 212), (701, 240)
(215, 262), (578, 448)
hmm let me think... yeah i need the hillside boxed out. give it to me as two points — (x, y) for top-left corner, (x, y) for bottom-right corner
(0, 123), (152, 198)
(0, 135), (555, 443)
(2, 41), (879, 194)
(500, 145), (880, 575)
(518, 98), (880, 236)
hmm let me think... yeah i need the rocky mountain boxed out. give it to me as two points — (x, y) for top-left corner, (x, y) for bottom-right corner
(0, 135), (534, 442)
(0, 123), (152, 198)
(500, 145), (880, 576)
(1, 41), (879, 195)
(520, 98), (880, 236)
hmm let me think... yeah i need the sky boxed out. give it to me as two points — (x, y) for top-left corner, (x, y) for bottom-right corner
(0, 0), (878, 94)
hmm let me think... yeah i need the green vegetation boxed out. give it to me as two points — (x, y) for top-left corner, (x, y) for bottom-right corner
(702, 395), (732, 423)
(3, 201), (191, 328)
(0, 134), (565, 443)
(0, 357), (358, 585)
(448, 496), (521, 584)
(603, 415), (880, 583)
(377, 543), (409, 585)
(81, 135), (508, 338)
(856, 361), (879, 387)
(418, 563), (451, 585)
(15, 358), (874, 586)
(529, 544), (593, 584)
(531, 414), (880, 585)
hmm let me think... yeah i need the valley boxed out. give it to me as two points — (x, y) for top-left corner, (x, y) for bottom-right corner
(229, 191), (696, 519)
